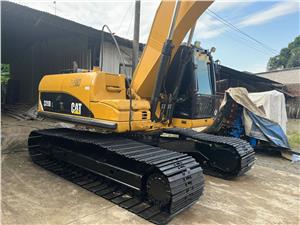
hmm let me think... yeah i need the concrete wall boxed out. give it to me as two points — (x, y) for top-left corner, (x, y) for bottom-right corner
(257, 68), (300, 85)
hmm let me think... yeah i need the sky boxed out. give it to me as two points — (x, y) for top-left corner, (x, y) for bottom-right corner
(10, 0), (300, 73)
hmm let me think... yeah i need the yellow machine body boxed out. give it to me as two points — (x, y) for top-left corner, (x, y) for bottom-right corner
(37, 0), (214, 132)
(38, 67), (214, 132)
(39, 69), (151, 132)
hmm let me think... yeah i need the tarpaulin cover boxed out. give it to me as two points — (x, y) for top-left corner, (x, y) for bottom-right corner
(248, 90), (288, 133)
(206, 88), (290, 149)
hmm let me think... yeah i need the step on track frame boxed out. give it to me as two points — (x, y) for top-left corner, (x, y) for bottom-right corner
(28, 128), (204, 225)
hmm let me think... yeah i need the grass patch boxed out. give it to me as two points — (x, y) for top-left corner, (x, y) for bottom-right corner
(1, 64), (10, 85)
(287, 133), (300, 149)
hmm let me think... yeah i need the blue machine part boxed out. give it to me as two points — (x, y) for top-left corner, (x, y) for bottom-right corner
(228, 113), (243, 138)
(247, 137), (257, 148)
(228, 105), (257, 147)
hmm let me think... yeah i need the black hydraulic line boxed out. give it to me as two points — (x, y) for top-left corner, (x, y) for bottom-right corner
(150, 0), (181, 122)
(150, 40), (174, 121)
(165, 48), (192, 122)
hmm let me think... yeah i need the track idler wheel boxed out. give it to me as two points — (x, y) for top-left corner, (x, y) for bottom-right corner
(146, 173), (171, 209)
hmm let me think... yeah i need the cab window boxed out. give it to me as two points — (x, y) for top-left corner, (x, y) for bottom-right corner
(194, 55), (212, 95)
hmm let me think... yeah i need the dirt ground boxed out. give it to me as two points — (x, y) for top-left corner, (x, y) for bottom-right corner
(1, 114), (300, 225)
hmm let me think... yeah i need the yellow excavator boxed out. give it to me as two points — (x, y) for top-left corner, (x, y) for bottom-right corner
(28, 1), (255, 224)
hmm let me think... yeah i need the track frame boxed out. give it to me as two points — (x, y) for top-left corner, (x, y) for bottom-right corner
(28, 128), (205, 225)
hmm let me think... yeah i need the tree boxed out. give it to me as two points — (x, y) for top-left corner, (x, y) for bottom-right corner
(267, 36), (300, 71)
(1, 64), (10, 84)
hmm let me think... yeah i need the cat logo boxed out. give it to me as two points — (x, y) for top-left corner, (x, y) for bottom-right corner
(71, 78), (81, 87)
(71, 102), (82, 115)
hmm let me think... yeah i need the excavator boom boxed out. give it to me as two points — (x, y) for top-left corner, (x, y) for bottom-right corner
(131, 0), (213, 99)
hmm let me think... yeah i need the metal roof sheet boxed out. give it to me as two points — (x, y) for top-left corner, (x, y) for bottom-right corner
(1, 1), (144, 60)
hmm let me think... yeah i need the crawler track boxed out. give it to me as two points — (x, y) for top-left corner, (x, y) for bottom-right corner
(161, 128), (255, 178)
(28, 128), (204, 225)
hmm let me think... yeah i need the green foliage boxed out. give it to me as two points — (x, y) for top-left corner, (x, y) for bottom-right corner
(1, 64), (10, 84)
(287, 47), (300, 68)
(287, 119), (300, 150)
(267, 36), (300, 71)
(287, 133), (300, 149)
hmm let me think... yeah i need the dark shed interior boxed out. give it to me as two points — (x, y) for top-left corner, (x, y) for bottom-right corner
(1, 1), (140, 104)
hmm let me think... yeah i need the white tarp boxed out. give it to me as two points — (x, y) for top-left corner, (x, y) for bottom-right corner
(248, 90), (287, 134)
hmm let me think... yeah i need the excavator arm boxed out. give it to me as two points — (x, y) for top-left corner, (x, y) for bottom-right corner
(131, 0), (213, 99)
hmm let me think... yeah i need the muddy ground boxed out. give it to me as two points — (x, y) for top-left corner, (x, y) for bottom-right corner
(1, 114), (300, 225)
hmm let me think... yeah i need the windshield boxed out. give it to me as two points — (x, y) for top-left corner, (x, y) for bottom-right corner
(194, 55), (212, 95)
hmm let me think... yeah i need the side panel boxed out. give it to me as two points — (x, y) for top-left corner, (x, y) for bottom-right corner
(40, 92), (93, 117)
(38, 71), (152, 132)
(39, 72), (95, 109)
(131, 0), (213, 99)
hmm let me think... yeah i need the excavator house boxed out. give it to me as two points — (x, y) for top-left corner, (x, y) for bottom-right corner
(28, 1), (255, 224)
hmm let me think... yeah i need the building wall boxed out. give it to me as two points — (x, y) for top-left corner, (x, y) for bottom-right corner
(7, 36), (139, 104)
(9, 35), (91, 103)
(256, 68), (300, 118)
(257, 68), (300, 84)
(2, 1), (145, 105)
(101, 41), (140, 78)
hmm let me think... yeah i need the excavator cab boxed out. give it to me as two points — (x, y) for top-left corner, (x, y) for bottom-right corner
(164, 45), (217, 121)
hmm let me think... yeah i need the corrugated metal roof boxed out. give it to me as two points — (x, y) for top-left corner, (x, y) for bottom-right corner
(1, 1), (144, 52)
(221, 65), (284, 85)
(218, 65), (294, 97)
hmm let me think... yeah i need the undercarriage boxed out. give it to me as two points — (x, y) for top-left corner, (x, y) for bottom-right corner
(28, 128), (204, 225)
(128, 128), (255, 179)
